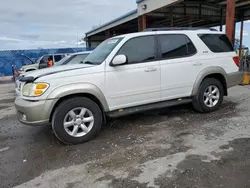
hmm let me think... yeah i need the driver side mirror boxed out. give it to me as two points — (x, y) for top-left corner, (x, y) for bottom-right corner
(111, 54), (127, 66)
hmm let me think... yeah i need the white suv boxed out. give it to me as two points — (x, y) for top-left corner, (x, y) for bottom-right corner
(15, 28), (242, 144)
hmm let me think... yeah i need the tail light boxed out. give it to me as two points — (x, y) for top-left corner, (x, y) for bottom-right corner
(233, 56), (240, 67)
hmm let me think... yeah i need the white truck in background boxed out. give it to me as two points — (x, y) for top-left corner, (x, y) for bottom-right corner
(20, 54), (68, 73)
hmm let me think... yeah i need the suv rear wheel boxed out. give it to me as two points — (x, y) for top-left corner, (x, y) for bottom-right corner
(192, 78), (224, 113)
(52, 97), (103, 144)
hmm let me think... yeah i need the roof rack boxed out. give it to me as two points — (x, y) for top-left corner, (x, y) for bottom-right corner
(143, 27), (218, 32)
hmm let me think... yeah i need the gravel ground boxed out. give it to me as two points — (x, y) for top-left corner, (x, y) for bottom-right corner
(1, 80), (250, 188)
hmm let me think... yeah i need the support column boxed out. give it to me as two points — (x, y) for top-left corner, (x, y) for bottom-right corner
(226, 0), (236, 41)
(170, 7), (174, 27)
(138, 15), (147, 31)
(239, 20), (244, 58)
(220, 8), (223, 31)
(199, 4), (202, 20)
(105, 30), (110, 39)
(87, 37), (91, 48)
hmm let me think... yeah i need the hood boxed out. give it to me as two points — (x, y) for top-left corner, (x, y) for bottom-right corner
(22, 64), (94, 81)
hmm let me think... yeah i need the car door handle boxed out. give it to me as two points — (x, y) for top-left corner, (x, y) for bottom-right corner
(145, 67), (157, 72)
(193, 62), (202, 66)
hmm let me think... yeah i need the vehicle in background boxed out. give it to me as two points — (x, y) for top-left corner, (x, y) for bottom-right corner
(54, 51), (92, 66)
(15, 51), (92, 95)
(15, 28), (242, 144)
(19, 54), (68, 73)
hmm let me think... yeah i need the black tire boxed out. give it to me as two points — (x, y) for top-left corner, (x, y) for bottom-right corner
(52, 97), (103, 144)
(192, 78), (224, 113)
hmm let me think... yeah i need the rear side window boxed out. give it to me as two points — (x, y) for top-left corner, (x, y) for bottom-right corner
(158, 34), (196, 59)
(117, 36), (156, 64)
(198, 34), (233, 53)
(54, 55), (64, 62)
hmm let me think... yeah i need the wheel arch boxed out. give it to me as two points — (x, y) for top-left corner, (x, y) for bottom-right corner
(192, 67), (228, 96)
(47, 83), (109, 123)
(49, 93), (107, 123)
(25, 69), (36, 72)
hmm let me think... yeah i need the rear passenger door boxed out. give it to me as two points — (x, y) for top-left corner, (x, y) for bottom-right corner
(105, 35), (161, 110)
(157, 34), (198, 100)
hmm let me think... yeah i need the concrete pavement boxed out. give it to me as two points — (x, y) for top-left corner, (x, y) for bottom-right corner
(1, 81), (250, 188)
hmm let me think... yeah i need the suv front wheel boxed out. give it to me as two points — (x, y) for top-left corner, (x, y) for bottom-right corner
(192, 78), (224, 113)
(52, 97), (103, 144)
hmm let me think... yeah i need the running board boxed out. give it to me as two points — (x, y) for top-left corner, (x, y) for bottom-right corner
(107, 98), (192, 118)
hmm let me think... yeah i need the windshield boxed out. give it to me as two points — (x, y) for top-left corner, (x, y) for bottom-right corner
(55, 54), (90, 66)
(82, 37), (123, 65)
(37, 56), (43, 64)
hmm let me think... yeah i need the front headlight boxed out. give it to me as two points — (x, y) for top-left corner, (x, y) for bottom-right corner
(22, 83), (49, 97)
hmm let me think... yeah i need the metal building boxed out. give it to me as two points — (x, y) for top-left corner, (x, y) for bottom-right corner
(85, 0), (250, 54)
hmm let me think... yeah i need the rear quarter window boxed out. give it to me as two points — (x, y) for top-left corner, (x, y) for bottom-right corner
(198, 34), (234, 53)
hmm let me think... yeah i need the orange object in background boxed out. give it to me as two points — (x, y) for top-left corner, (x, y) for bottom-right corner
(242, 74), (250, 85)
(48, 56), (54, 67)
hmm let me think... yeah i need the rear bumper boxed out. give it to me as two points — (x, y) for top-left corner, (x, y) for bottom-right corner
(227, 71), (243, 88)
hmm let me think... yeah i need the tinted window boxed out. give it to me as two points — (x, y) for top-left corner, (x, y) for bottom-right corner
(54, 55), (64, 62)
(117, 36), (156, 64)
(159, 34), (196, 59)
(198, 34), (233, 52)
(68, 54), (89, 65)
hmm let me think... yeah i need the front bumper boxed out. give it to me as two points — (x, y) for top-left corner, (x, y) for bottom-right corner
(15, 97), (57, 126)
(227, 71), (244, 88)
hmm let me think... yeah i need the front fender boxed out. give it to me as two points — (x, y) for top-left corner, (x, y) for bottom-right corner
(47, 83), (109, 111)
(192, 66), (228, 96)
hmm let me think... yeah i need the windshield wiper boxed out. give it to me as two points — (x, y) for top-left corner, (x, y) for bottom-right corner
(81, 61), (96, 65)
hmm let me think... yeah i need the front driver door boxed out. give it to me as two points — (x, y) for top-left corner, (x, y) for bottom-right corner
(105, 35), (161, 111)
(39, 55), (49, 69)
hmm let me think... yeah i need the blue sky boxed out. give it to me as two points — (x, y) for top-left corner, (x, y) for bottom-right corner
(0, 0), (135, 50)
(0, 0), (249, 50)
(235, 21), (250, 48)
(215, 20), (250, 48)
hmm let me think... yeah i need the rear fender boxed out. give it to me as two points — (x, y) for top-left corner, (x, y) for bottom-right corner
(192, 66), (228, 96)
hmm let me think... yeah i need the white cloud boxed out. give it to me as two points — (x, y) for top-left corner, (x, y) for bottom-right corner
(0, 0), (135, 50)
(52, 41), (67, 44)
(0, 37), (23, 42)
(236, 30), (249, 37)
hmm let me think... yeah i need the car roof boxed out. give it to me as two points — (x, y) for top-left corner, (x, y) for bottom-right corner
(70, 51), (92, 55)
(112, 29), (224, 39)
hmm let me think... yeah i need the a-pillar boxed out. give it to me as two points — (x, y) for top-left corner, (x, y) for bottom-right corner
(138, 15), (147, 31)
(226, 0), (236, 42)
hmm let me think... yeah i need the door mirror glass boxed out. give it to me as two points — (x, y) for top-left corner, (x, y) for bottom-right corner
(111, 54), (127, 66)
